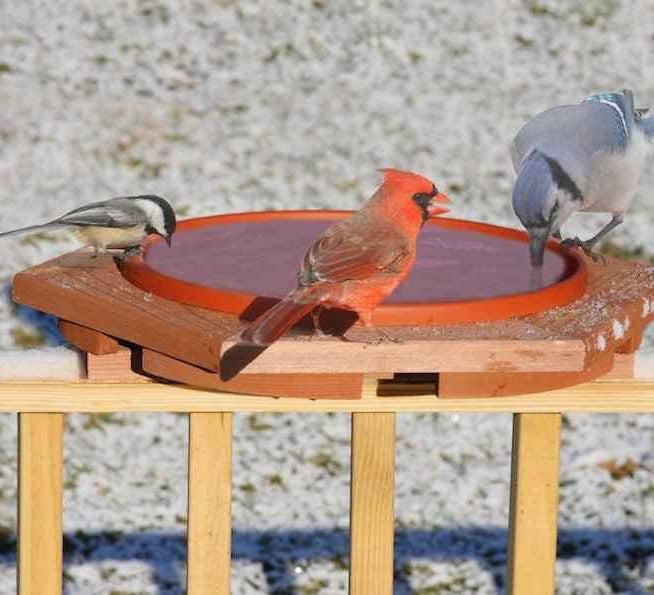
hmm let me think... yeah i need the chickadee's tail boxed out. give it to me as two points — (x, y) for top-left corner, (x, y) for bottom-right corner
(0, 222), (57, 239)
(238, 296), (316, 346)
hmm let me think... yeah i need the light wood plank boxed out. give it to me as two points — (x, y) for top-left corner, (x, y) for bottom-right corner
(1, 378), (654, 412)
(187, 412), (233, 594)
(18, 413), (64, 595)
(350, 412), (395, 594)
(86, 348), (152, 383)
(439, 351), (614, 399)
(507, 413), (561, 595)
(219, 339), (586, 374)
(605, 352), (635, 379)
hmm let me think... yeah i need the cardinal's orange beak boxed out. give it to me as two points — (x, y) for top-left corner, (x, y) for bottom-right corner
(428, 191), (451, 217)
(428, 204), (450, 217)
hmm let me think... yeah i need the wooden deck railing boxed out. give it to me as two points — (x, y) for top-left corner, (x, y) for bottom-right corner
(4, 352), (654, 594)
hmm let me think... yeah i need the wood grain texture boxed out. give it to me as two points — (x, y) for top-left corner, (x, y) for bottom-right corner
(11, 250), (654, 378)
(507, 413), (561, 595)
(58, 320), (120, 355)
(18, 413), (63, 595)
(187, 413), (233, 595)
(350, 412), (395, 595)
(605, 353), (635, 379)
(87, 347), (151, 383)
(3, 378), (654, 412)
(13, 252), (228, 371)
(143, 349), (363, 399)
(218, 338), (586, 374)
(439, 351), (614, 398)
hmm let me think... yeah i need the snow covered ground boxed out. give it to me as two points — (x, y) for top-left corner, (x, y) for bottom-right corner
(1, 0), (654, 592)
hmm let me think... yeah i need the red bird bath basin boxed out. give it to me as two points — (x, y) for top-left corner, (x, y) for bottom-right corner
(120, 211), (587, 326)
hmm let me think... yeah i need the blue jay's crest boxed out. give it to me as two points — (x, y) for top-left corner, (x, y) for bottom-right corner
(583, 89), (635, 144)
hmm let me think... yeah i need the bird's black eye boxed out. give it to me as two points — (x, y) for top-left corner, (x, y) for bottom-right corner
(412, 191), (432, 222)
(412, 185), (438, 208)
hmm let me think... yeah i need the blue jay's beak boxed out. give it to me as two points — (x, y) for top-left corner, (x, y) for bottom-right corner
(528, 228), (550, 268)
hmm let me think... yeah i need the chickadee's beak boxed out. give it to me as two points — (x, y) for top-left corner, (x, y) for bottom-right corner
(165, 235), (172, 247)
(528, 228), (550, 268)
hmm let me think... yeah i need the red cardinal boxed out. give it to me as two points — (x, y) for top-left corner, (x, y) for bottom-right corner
(239, 169), (451, 345)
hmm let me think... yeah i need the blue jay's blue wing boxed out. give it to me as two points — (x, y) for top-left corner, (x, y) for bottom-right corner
(56, 198), (148, 228)
(510, 101), (631, 188)
(584, 89), (635, 139)
(636, 115), (654, 140)
(583, 89), (635, 141)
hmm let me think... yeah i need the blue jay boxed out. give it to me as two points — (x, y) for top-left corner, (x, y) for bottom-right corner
(511, 89), (654, 266)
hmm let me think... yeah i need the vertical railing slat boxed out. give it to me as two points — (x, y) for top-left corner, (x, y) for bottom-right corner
(349, 412), (395, 595)
(507, 412), (561, 594)
(187, 412), (233, 594)
(17, 412), (64, 595)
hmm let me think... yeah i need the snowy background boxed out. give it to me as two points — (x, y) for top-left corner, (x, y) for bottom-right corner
(2, 0), (654, 593)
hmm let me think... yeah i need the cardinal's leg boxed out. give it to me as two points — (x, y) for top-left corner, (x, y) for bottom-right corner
(310, 306), (327, 340)
(357, 310), (402, 344)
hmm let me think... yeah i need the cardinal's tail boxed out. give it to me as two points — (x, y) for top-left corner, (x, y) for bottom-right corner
(238, 296), (316, 346)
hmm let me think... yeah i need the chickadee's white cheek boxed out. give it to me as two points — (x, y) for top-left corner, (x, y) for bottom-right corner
(74, 226), (145, 249)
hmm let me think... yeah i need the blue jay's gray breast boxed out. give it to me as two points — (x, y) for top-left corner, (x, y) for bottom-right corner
(583, 127), (650, 213)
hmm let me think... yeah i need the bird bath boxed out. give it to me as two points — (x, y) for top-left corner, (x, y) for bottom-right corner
(120, 211), (587, 326)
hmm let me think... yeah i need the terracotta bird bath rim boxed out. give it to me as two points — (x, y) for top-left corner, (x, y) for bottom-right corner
(119, 210), (587, 326)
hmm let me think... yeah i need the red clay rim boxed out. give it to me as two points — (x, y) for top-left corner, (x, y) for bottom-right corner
(119, 210), (588, 326)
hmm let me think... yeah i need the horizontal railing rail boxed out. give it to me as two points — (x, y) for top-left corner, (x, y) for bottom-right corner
(1, 348), (653, 594)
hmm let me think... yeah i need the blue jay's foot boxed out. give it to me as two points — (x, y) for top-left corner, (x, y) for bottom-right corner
(560, 237), (605, 263)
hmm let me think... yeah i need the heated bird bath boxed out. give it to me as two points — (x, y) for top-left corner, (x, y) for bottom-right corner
(7, 210), (654, 594)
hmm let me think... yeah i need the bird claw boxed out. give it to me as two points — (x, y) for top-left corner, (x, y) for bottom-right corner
(114, 246), (144, 262)
(376, 329), (403, 344)
(560, 237), (605, 264)
(309, 328), (327, 341)
(123, 245), (144, 257)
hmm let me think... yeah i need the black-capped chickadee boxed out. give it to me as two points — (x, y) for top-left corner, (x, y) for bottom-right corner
(0, 194), (176, 256)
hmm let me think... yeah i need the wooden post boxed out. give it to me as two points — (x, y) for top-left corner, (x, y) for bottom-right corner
(187, 412), (233, 594)
(507, 413), (561, 594)
(349, 412), (395, 594)
(18, 413), (64, 595)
